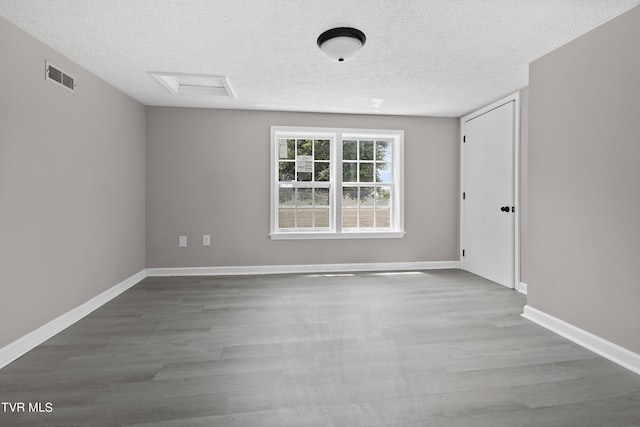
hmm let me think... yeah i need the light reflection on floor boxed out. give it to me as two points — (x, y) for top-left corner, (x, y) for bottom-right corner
(304, 271), (430, 278)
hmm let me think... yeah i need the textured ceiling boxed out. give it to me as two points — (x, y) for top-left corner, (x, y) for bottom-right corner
(1, 0), (638, 116)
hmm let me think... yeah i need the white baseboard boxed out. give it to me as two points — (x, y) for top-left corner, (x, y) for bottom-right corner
(0, 269), (147, 370)
(146, 261), (460, 277)
(522, 305), (640, 376)
(517, 282), (528, 295)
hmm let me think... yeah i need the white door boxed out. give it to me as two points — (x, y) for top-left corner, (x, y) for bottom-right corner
(461, 96), (518, 289)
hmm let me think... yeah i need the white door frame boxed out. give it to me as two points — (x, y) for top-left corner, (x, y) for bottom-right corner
(459, 92), (521, 289)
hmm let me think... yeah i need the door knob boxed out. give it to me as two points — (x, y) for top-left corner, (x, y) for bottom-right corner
(500, 206), (510, 212)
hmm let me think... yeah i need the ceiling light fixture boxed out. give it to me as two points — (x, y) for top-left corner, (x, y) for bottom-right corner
(317, 27), (366, 62)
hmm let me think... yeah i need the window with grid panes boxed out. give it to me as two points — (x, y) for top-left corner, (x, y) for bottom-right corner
(277, 137), (332, 229)
(270, 127), (404, 239)
(342, 138), (393, 230)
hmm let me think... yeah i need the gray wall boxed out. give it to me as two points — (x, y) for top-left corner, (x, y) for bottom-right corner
(0, 17), (146, 348)
(528, 6), (640, 353)
(146, 108), (459, 268)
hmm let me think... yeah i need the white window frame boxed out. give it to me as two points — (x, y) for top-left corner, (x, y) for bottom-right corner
(270, 126), (405, 240)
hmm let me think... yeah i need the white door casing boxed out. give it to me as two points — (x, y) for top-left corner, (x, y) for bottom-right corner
(460, 93), (520, 289)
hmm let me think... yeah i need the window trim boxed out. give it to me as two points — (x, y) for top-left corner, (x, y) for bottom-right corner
(270, 126), (405, 240)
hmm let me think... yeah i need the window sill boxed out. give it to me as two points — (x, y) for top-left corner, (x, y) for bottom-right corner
(269, 231), (406, 240)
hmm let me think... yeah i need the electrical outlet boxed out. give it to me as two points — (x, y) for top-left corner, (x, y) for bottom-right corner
(179, 236), (187, 248)
(202, 235), (211, 246)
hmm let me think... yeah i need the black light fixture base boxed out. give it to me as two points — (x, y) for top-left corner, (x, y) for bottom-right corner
(316, 27), (367, 50)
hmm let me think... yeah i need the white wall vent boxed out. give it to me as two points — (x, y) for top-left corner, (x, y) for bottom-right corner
(45, 61), (76, 92)
(149, 72), (236, 98)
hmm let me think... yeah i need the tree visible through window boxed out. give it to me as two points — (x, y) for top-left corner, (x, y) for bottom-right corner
(342, 139), (392, 229)
(270, 127), (404, 239)
(277, 138), (331, 229)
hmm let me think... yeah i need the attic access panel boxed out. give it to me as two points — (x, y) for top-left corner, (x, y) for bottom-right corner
(150, 72), (235, 98)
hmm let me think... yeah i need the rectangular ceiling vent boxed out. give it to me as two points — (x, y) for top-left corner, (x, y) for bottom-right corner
(45, 61), (76, 93)
(150, 72), (236, 98)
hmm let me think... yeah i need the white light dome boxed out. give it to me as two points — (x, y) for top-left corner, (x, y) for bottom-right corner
(317, 27), (366, 62)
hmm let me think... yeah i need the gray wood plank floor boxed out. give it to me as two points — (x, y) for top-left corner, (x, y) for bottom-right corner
(1, 269), (639, 426)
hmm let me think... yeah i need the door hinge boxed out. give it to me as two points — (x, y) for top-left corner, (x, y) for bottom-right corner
(463, 135), (466, 143)
(462, 249), (465, 257)
(463, 192), (466, 200)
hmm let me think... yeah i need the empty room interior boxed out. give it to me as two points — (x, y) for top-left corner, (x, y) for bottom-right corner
(1, 1), (639, 426)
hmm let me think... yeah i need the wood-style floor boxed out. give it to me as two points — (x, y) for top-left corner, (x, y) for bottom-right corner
(1, 269), (639, 426)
